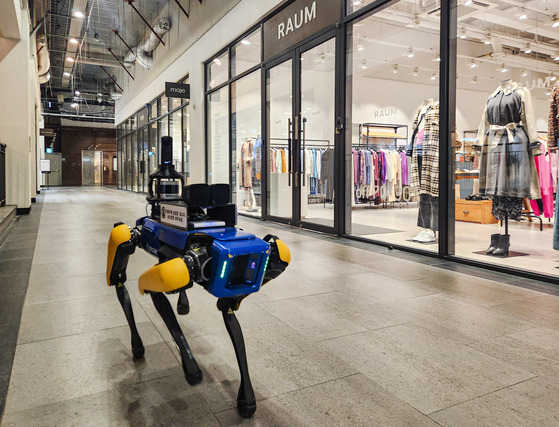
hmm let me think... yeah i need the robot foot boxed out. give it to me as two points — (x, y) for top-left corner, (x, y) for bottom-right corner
(237, 397), (256, 418)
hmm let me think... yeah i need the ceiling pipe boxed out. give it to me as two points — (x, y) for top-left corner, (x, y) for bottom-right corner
(123, 18), (170, 70)
(37, 34), (51, 84)
(126, 0), (166, 46)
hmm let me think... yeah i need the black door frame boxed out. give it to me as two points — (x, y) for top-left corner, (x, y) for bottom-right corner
(262, 28), (341, 235)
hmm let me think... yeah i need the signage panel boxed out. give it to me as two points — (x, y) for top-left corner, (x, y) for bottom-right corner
(165, 82), (190, 99)
(263, 0), (340, 60)
(40, 128), (54, 137)
(40, 159), (51, 172)
(138, 107), (148, 127)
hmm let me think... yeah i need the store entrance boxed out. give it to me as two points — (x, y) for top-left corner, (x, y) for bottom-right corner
(264, 33), (338, 232)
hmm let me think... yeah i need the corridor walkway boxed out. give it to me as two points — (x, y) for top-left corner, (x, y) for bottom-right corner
(1, 187), (559, 426)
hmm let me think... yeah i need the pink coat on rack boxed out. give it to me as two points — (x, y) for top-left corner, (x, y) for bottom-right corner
(529, 143), (554, 218)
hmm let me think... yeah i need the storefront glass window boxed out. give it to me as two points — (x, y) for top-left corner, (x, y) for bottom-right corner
(346, 2), (440, 251)
(117, 138), (122, 188)
(207, 86), (229, 184)
(170, 110), (183, 173)
(170, 97), (182, 112)
(182, 105), (190, 180)
(232, 28), (261, 77)
(149, 99), (158, 120)
(160, 96), (169, 115)
(125, 135), (131, 191)
(453, 4), (559, 276)
(208, 51), (229, 89)
(231, 71), (261, 217)
(148, 123), (158, 179)
(130, 131), (138, 192)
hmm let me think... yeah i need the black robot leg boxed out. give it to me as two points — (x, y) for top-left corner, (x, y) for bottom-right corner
(115, 284), (145, 359)
(150, 292), (203, 385)
(218, 298), (256, 418)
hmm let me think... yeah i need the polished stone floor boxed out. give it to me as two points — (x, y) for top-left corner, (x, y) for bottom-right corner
(1, 187), (559, 426)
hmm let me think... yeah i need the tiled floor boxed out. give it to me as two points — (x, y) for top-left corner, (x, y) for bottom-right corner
(1, 187), (559, 426)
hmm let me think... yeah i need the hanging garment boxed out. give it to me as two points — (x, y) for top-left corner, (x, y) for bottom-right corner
(549, 151), (558, 193)
(477, 82), (541, 200)
(549, 81), (559, 150)
(321, 150), (335, 200)
(409, 102), (440, 197)
(529, 142), (554, 218)
(554, 176), (559, 250)
(270, 149), (277, 173)
(491, 196), (523, 221)
(239, 139), (254, 189)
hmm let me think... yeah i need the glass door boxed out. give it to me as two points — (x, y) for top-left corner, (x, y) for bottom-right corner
(264, 33), (337, 231)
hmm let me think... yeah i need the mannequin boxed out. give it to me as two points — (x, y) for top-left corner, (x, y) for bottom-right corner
(549, 81), (559, 251)
(408, 98), (439, 243)
(238, 139), (257, 211)
(478, 79), (541, 256)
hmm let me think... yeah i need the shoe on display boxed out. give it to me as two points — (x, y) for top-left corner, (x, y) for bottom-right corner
(415, 230), (436, 243)
(486, 233), (500, 254)
(492, 234), (510, 256)
(412, 230), (429, 241)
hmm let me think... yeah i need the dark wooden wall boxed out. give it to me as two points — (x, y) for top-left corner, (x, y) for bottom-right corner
(60, 127), (116, 186)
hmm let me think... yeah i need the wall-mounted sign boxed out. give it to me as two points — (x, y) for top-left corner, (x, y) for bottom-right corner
(40, 159), (51, 172)
(263, 0), (340, 60)
(40, 128), (54, 137)
(165, 82), (190, 99)
(138, 107), (148, 127)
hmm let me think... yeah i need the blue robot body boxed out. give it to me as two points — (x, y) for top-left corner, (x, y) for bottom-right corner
(138, 217), (270, 298)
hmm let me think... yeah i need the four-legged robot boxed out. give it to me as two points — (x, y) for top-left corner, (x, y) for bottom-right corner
(106, 137), (290, 417)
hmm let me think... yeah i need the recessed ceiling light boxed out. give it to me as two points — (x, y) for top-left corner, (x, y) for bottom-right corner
(498, 64), (509, 73)
(524, 43), (532, 54)
(213, 58), (221, 65)
(352, 1), (362, 5)
(354, 23), (365, 29)
(69, 38), (78, 44)
(469, 59), (479, 68)
(357, 44), (364, 51)
(430, 73), (437, 80)
(361, 60), (368, 69)
(470, 76), (478, 84)
(75, 90), (80, 96)
(391, 64), (399, 74)
(407, 48), (414, 58)
(240, 39), (250, 46)
(66, 57), (74, 62)
(552, 15), (559, 28)
(411, 67), (419, 76)
(551, 74), (557, 82)
(433, 53), (441, 62)
(459, 28), (467, 39)
(555, 53), (559, 61)
(464, 0), (473, 5)
(63, 71), (71, 77)
(521, 69), (528, 77)
(72, 10), (84, 18)
(518, 9), (527, 20)
(70, 102), (78, 108)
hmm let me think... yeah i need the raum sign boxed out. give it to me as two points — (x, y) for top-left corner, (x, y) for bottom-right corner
(165, 82), (190, 99)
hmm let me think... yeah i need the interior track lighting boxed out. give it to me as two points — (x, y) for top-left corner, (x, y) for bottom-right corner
(518, 8), (527, 20)
(430, 73), (437, 80)
(411, 67), (419, 76)
(459, 28), (467, 39)
(391, 64), (398, 74)
(552, 15), (559, 28)
(521, 69), (528, 77)
(470, 76), (478, 84)
(524, 43), (532, 54)
(361, 60), (368, 69)
(498, 64), (509, 73)
(469, 59), (479, 68)
(357, 44), (364, 51)
(407, 48), (414, 58)
(433, 53), (441, 62)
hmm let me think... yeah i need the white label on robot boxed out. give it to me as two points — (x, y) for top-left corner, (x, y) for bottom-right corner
(160, 203), (187, 229)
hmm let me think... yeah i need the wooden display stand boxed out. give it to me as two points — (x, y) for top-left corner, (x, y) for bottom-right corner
(455, 199), (497, 224)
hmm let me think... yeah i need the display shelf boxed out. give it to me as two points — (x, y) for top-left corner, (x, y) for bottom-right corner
(358, 123), (408, 148)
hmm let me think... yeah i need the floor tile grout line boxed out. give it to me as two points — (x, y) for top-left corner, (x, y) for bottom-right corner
(426, 375), (540, 417)
(315, 322), (411, 344)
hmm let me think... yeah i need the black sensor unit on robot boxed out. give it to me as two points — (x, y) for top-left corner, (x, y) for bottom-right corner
(147, 136), (185, 218)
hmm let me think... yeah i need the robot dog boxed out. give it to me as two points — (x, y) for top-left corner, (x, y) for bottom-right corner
(106, 136), (290, 417)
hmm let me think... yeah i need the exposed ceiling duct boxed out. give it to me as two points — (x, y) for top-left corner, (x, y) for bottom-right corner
(37, 34), (51, 84)
(123, 18), (170, 70)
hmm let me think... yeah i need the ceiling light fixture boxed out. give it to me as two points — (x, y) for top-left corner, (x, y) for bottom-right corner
(70, 102), (78, 108)
(483, 34), (492, 45)
(518, 8), (527, 20)
(72, 10), (84, 18)
(552, 15), (559, 28)
(391, 64), (399, 74)
(352, 1), (362, 5)
(521, 69), (528, 77)
(430, 73), (437, 80)
(433, 53), (441, 62)
(357, 44), (364, 51)
(555, 52), (559, 61)
(469, 59), (479, 68)
(464, 0), (473, 5)
(459, 28), (467, 39)
(213, 58), (221, 65)
(411, 67), (419, 76)
(75, 90), (80, 96)
(69, 38), (78, 44)
(499, 64), (509, 73)
(63, 71), (71, 77)
(470, 76), (478, 84)
(66, 57), (74, 62)
(550, 74), (557, 82)
(407, 48), (414, 58)
(524, 43), (532, 54)
(361, 60), (368, 69)
(240, 39), (250, 46)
